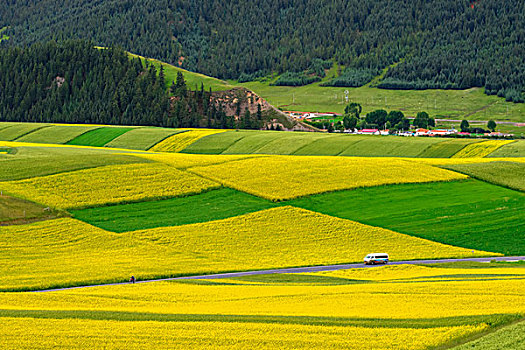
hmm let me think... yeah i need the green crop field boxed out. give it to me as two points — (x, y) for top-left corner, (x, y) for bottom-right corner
(66, 127), (135, 147)
(488, 140), (525, 158)
(15, 125), (99, 144)
(443, 162), (525, 192)
(0, 123), (50, 141)
(0, 149), (150, 181)
(453, 320), (525, 350)
(416, 139), (482, 158)
(182, 130), (480, 157)
(288, 179), (525, 255)
(104, 127), (183, 150)
(72, 188), (277, 232)
(236, 80), (525, 123)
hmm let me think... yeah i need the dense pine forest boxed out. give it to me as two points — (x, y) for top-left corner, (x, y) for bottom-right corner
(0, 0), (524, 102)
(0, 41), (262, 129)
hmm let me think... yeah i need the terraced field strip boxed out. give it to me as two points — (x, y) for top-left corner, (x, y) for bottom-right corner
(1, 163), (219, 209)
(149, 129), (227, 152)
(1, 265), (524, 349)
(488, 139), (525, 158)
(442, 161), (525, 192)
(0, 122), (18, 131)
(251, 133), (333, 155)
(288, 179), (525, 255)
(66, 127), (135, 147)
(0, 151), (152, 181)
(0, 207), (495, 291)
(452, 140), (516, 158)
(181, 130), (253, 154)
(416, 138), (482, 158)
(105, 127), (184, 150)
(182, 131), (458, 157)
(0, 123), (50, 141)
(134, 152), (266, 170)
(339, 137), (445, 157)
(219, 131), (310, 154)
(189, 156), (467, 201)
(72, 188), (277, 232)
(292, 135), (369, 156)
(15, 125), (99, 144)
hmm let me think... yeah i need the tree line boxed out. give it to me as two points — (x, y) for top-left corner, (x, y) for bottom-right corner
(1, 0), (523, 101)
(0, 41), (262, 129)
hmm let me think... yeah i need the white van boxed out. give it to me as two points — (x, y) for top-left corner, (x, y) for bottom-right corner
(364, 253), (389, 265)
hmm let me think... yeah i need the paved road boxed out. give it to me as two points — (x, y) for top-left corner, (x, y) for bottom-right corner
(30, 256), (525, 293)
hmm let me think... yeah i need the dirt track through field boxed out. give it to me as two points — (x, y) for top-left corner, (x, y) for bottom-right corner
(30, 256), (525, 293)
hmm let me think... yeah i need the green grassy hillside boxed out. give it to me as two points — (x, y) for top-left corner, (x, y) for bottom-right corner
(237, 81), (525, 122)
(128, 52), (235, 92)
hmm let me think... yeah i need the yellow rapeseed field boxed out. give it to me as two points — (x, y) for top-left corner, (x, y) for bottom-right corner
(1, 265), (524, 320)
(149, 129), (226, 152)
(0, 207), (496, 291)
(133, 152), (265, 169)
(451, 140), (515, 158)
(0, 317), (486, 350)
(0, 163), (219, 209)
(2, 265), (525, 349)
(189, 156), (467, 201)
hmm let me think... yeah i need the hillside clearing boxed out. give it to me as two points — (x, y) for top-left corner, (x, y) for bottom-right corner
(15, 125), (99, 144)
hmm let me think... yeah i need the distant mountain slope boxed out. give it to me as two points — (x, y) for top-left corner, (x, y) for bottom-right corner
(1, 0), (524, 101)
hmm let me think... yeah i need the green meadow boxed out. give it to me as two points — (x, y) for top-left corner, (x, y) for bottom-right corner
(72, 188), (276, 232)
(289, 180), (525, 255)
(67, 127), (135, 147)
(236, 80), (525, 123)
(443, 162), (525, 192)
(104, 127), (184, 150)
(15, 125), (99, 144)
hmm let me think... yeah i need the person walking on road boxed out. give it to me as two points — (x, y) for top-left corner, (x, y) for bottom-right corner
(130, 275), (136, 284)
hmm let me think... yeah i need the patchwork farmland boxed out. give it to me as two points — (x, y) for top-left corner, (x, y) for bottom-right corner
(0, 122), (524, 349)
